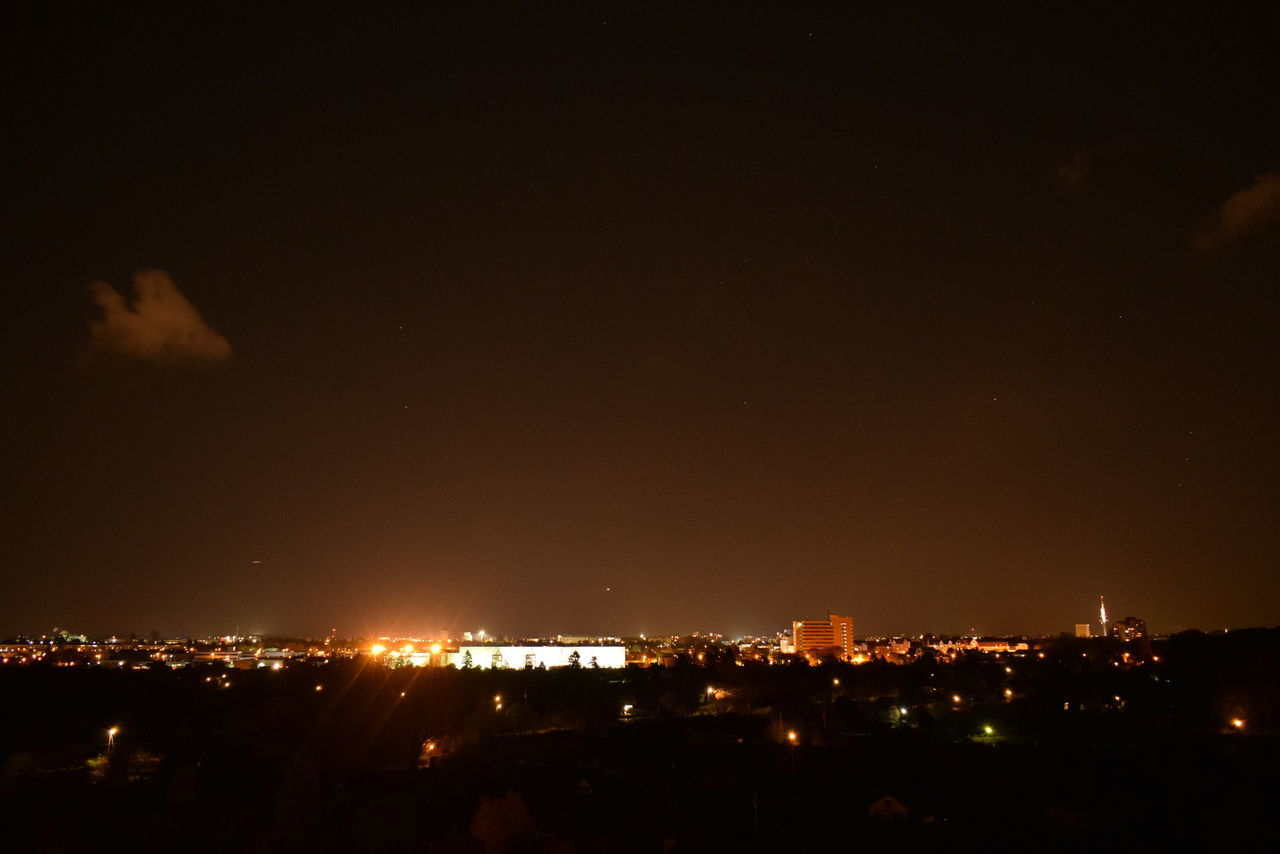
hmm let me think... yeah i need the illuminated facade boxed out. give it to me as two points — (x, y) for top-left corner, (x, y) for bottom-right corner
(1074, 624), (1092, 638)
(792, 614), (855, 661)
(1110, 616), (1147, 642)
(445, 645), (625, 669)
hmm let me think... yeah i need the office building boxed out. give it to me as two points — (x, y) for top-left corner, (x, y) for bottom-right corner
(792, 613), (855, 661)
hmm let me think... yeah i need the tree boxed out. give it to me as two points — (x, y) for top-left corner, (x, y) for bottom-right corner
(462, 650), (474, 669)
(568, 649), (581, 669)
(470, 791), (536, 854)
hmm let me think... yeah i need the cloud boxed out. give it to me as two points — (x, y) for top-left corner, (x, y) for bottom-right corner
(1195, 171), (1280, 251)
(87, 270), (232, 364)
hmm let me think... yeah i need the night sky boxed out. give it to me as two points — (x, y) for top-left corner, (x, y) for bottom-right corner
(4, 3), (1278, 639)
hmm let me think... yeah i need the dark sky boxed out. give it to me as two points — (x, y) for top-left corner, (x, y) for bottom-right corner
(4, 3), (1279, 639)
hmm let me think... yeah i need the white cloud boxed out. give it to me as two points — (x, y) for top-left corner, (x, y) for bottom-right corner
(87, 269), (231, 364)
(1195, 171), (1280, 251)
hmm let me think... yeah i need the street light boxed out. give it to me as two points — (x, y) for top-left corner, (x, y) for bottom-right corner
(107, 727), (119, 750)
(1232, 718), (1245, 730)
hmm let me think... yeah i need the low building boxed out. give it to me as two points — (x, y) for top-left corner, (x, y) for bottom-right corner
(445, 645), (626, 669)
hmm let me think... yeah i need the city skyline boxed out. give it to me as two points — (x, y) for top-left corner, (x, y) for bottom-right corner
(0, 592), (1166, 644)
(5, 5), (1279, 639)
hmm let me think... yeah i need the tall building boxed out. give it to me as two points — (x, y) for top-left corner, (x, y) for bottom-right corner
(1074, 623), (1092, 638)
(792, 613), (855, 661)
(1110, 616), (1147, 642)
(1099, 595), (1108, 639)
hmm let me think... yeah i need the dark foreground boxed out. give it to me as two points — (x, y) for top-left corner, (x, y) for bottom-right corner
(2, 630), (1278, 853)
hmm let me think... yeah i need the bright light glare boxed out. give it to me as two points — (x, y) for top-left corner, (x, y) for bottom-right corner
(370, 644), (386, 656)
(1232, 718), (1245, 730)
(786, 730), (798, 743)
(983, 725), (994, 735)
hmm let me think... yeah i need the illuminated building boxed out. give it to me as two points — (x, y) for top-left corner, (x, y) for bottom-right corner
(1074, 624), (1092, 638)
(1099, 595), (1108, 638)
(792, 614), (855, 661)
(1110, 616), (1147, 642)
(445, 645), (625, 669)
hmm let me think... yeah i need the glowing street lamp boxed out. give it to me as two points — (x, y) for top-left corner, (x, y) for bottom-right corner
(107, 726), (119, 749)
(1232, 718), (1245, 730)
(370, 644), (386, 657)
(786, 730), (798, 744)
(983, 725), (994, 736)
